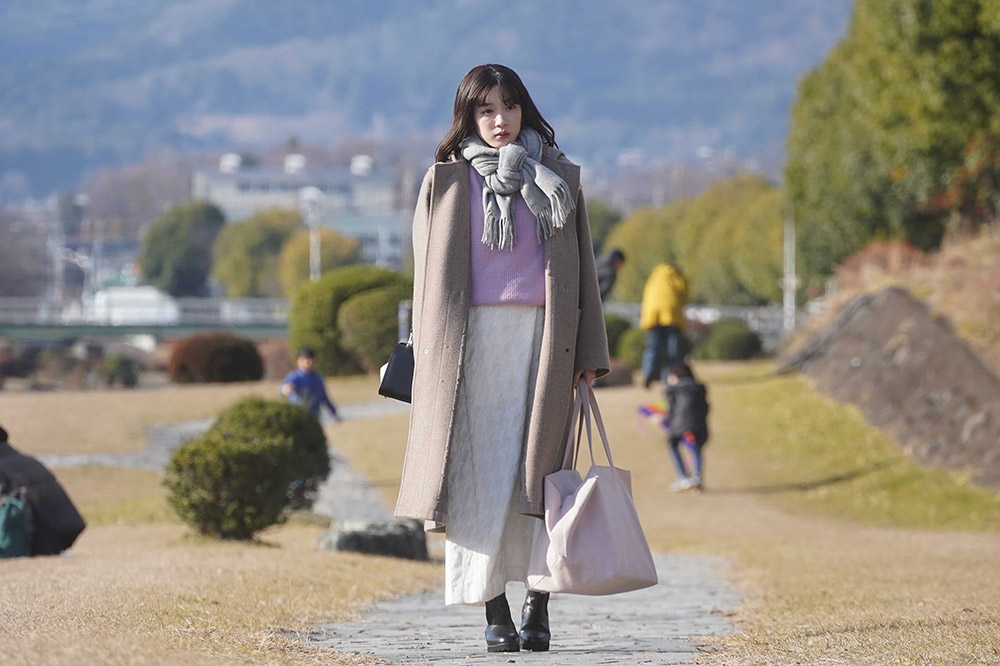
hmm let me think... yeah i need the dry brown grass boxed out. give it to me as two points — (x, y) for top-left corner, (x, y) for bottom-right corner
(0, 524), (440, 666)
(336, 364), (1000, 665)
(54, 466), (174, 526)
(5, 368), (1000, 664)
(0, 374), (378, 455)
(1, 374), (440, 665)
(815, 227), (1000, 374)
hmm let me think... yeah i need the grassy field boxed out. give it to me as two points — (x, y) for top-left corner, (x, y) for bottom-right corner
(0, 524), (440, 666)
(2, 364), (1000, 664)
(0, 374), (377, 455)
(0, 377), (440, 666)
(337, 362), (1000, 666)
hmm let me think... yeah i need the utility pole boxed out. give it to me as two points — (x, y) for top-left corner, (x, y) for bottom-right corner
(78, 194), (103, 304)
(783, 208), (797, 333)
(298, 186), (323, 282)
(45, 196), (66, 321)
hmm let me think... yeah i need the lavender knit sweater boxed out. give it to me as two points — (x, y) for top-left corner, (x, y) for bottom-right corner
(469, 168), (546, 306)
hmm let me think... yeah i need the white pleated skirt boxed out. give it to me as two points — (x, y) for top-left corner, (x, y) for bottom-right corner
(444, 304), (544, 606)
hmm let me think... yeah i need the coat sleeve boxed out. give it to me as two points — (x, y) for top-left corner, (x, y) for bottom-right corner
(574, 188), (611, 378)
(318, 381), (338, 416)
(410, 167), (434, 349)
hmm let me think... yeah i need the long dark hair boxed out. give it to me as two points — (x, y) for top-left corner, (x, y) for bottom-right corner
(435, 64), (557, 163)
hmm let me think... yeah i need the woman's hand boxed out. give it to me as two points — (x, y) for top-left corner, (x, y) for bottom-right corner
(574, 369), (596, 387)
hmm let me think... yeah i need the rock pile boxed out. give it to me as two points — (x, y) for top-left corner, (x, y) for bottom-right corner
(779, 287), (1000, 485)
(319, 519), (428, 561)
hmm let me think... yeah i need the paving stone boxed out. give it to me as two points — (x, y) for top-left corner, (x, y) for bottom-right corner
(38, 418), (214, 471)
(312, 448), (394, 523)
(299, 554), (738, 664)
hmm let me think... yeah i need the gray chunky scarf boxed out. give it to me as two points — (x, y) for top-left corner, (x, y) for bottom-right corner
(459, 128), (575, 251)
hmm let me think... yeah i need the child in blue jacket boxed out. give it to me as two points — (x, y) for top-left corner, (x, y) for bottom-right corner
(280, 347), (342, 421)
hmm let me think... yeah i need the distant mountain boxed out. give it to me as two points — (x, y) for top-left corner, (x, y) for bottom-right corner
(0, 0), (853, 198)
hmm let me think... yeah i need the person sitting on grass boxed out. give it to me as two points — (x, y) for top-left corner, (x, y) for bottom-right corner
(664, 362), (710, 491)
(0, 424), (86, 557)
(280, 347), (343, 422)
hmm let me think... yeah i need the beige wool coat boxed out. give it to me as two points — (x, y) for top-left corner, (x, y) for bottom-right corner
(394, 146), (611, 531)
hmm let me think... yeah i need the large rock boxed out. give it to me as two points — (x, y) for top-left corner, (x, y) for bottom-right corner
(779, 287), (1000, 485)
(318, 518), (428, 561)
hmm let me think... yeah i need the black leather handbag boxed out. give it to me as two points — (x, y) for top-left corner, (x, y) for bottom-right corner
(378, 333), (414, 403)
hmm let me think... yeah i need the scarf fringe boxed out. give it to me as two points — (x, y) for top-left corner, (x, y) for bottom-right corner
(483, 212), (517, 251)
(535, 181), (574, 241)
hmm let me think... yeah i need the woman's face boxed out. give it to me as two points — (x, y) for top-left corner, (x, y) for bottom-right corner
(475, 86), (522, 149)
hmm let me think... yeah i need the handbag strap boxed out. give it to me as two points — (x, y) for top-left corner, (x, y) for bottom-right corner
(561, 377), (617, 470)
(580, 380), (617, 469)
(561, 381), (587, 470)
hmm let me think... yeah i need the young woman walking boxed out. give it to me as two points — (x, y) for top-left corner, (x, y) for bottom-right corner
(394, 64), (610, 653)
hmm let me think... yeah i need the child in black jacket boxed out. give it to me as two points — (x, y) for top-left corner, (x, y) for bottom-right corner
(664, 362), (710, 491)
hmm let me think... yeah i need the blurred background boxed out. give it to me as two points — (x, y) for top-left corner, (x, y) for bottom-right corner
(3, 4), (1000, 664)
(0, 1), (849, 301)
(2, 0), (999, 387)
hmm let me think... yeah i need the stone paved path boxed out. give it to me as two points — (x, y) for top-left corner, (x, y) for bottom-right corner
(300, 554), (738, 664)
(39, 418), (215, 471)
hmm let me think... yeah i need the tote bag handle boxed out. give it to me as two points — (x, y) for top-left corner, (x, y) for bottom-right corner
(561, 377), (618, 471)
(561, 381), (587, 470)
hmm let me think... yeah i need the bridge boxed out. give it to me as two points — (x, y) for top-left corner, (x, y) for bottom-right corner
(1, 296), (793, 349)
(0, 297), (288, 341)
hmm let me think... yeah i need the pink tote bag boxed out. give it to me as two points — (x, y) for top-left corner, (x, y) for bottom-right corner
(526, 379), (658, 595)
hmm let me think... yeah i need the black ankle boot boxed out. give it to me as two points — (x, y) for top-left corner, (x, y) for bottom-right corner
(484, 593), (519, 652)
(519, 590), (550, 651)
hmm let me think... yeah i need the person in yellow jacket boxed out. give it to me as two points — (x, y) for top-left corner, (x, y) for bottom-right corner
(639, 263), (689, 387)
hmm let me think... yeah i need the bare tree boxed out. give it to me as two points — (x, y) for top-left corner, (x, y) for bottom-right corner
(81, 157), (196, 242)
(0, 208), (48, 297)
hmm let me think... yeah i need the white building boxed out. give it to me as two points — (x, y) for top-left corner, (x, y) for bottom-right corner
(87, 286), (180, 325)
(192, 154), (414, 269)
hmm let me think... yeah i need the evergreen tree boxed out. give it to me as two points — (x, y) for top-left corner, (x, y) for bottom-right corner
(786, 0), (1000, 280)
(138, 201), (225, 297)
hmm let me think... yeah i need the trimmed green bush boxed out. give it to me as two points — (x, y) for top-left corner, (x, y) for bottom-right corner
(100, 354), (140, 388)
(617, 327), (646, 370)
(604, 315), (632, 358)
(168, 332), (263, 384)
(338, 282), (412, 372)
(288, 265), (410, 376)
(164, 429), (295, 539)
(211, 398), (330, 511)
(695, 318), (762, 360)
